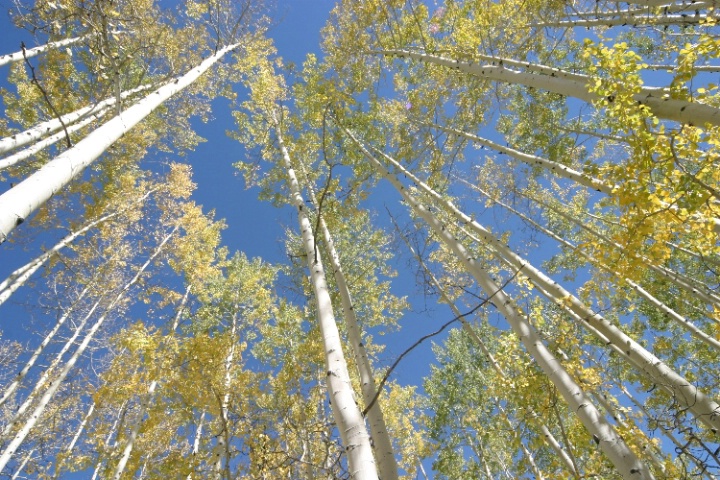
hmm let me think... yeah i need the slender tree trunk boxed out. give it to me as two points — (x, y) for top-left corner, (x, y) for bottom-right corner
(10, 447), (34, 480)
(187, 410), (206, 480)
(0, 35), (91, 68)
(379, 49), (720, 127)
(428, 121), (720, 234)
(0, 209), (121, 307)
(592, 391), (666, 473)
(112, 380), (158, 480)
(0, 226), (177, 472)
(344, 128), (654, 479)
(111, 285), (190, 479)
(213, 313), (237, 480)
(620, 385), (717, 480)
(465, 179), (720, 351)
(0, 286), (90, 408)
(0, 84), (151, 156)
(531, 13), (713, 28)
(0, 107), (109, 171)
(520, 188), (720, 310)
(1, 295), (100, 440)
(364, 139), (720, 433)
(273, 117), (378, 480)
(0, 43), (238, 243)
(299, 164), (399, 480)
(398, 221), (582, 478)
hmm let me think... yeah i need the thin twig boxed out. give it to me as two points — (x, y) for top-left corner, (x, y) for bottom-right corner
(362, 266), (523, 416)
(21, 42), (72, 149)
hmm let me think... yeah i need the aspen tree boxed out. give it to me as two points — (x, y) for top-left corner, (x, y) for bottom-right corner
(344, 127), (654, 478)
(299, 163), (399, 480)
(0, 225), (178, 472)
(0, 43), (240, 243)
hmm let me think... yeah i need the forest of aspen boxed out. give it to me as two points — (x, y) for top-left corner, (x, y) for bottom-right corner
(0, 0), (718, 478)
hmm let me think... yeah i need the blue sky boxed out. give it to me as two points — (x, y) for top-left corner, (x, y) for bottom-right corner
(0, 0), (447, 408)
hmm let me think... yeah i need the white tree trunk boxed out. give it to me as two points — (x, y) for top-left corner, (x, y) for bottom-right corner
(1, 295), (100, 440)
(466, 180), (720, 351)
(345, 128), (654, 478)
(300, 164), (399, 480)
(620, 385), (716, 479)
(427, 122), (720, 234)
(410, 241), (581, 478)
(273, 119), (378, 480)
(0, 84), (151, 156)
(0, 43), (238, 243)
(0, 210), (120, 307)
(0, 227), (176, 473)
(532, 13), (713, 28)
(381, 49), (720, 127)
(111, 285), (190, 479)
(0, 286), (90, 408)
(524, 190), (720, 309)
(368, 142), (720, 433)
(0, 35), (90, 68)
(112, 380), (158, 480)
(425, 122), (612, 194)
(0, 107), (109, 171)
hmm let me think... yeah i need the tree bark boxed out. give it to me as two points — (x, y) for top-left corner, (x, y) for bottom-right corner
(379, 49), (720, 127)
(0, 43), (238, 243)
(0, 84), (151, 156)
(0, 226), (177, 473)
(345, 128), (654, 479)
(273, 117), (378, 480)
(299, 164), (399, 480)
(0, 35), (91, 68)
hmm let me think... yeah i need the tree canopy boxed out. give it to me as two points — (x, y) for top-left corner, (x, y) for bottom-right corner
(0, 0), (719, 478)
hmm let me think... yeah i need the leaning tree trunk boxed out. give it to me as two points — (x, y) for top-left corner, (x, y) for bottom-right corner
(374, 140), (720, 433)
(0, 226), (177, 473)
(299, 163), (399, 480)
(378, 49), (720, 127)
(0, 43), (238, 243)
(273, 115), (378, 480)
(344, 127), (654, 479)
(0, 35), (92, 68)
(0, 83), (151, 156)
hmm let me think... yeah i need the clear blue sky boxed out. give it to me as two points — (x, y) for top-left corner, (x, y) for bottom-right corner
(0, 0), (449, 406)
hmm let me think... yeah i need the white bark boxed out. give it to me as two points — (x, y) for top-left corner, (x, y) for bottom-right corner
(533, 12), (713, 28)
(0, 227), (176, 473)
(273, 119), (378, 480)
(0, 43), (238, 243)
(10, 447), (34, 480)
(381, 49), (720, 127)
(0, 286), (90, 408)
(300, 164), (398, 480)
(112, 380), (158, 480)
(427, 121), (720, 234)
(0, 84), (151, 156)
(1, 295), (100, 440)
(345, 128), (653, 479)
(425, 122), (612, 194)
(112, 285), (190, 479)
(0, 211), (118, 307)
(67, 402), (95, 453)
(213, 313), (237, 479)
(0, 35), (90, 68)
(369, 144), (720, 433)
(525, 190), (720, 309)
(411, 245), (581, 478)
(187, 411), (206, 480)
(466, 179), (720, 351)
(620, 385), (717, 479)
(0, 107), (109, 171)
